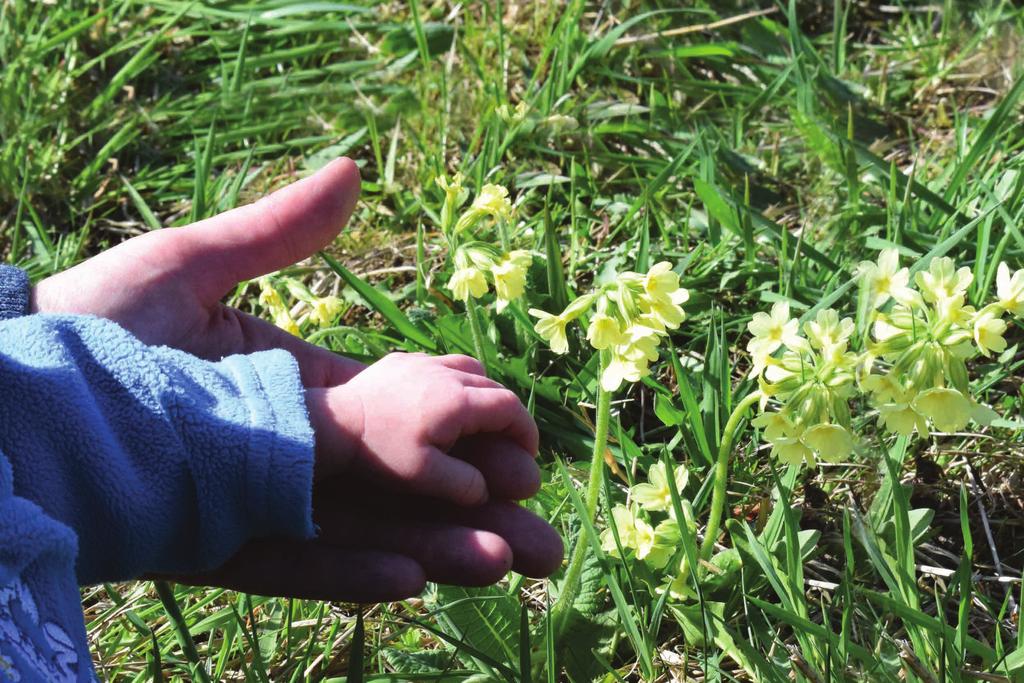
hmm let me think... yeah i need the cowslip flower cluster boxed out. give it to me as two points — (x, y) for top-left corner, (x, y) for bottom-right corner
(257, 276), (344, 336)
(860, 250), (1022, 436)
(496, 101), (529, 125)
(435, 173), (469, 234)
(529, 262), (689, 391)
(447, 245), (532, 311)
(748, 304), (859, 467)
(435, 175), (526, 312)
(747, 251), (1024, 466)
(258, 277), (300, 336)
(453, 183), (514, 234)
(601, 462), (691, 571)
(435, 173), (514, 235)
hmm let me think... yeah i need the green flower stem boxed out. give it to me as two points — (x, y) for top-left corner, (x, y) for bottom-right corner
(699, 390), (762, 563)
(551, 353), (611, 634)
(465, 296), (489, 376)
(497, 217), (511, 253)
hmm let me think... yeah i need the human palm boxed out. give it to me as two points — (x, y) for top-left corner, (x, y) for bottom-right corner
(33, 159), (562, 601)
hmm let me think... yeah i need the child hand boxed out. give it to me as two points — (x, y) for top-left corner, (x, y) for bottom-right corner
(307, 353), (541, 505)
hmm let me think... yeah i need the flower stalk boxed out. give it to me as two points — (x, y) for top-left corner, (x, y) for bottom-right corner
(465, 296), (489, 375)
(550, 352), (612, 634)
(700, 390), (762, 562)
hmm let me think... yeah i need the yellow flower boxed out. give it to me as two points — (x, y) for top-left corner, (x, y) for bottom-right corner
(761, 349), (807, 388)
(529, 308), (570, 354)
(586, 313), (624, 350)
(858, 248), (915, 308)
(973, 306), (1008, 357)
(804, 309), (854, 358)
(258, 278), (284, 311)
(633, 516), (657, 561)
(435, 172), (466, 203)
(453, 184), (514, 232)
(936, 295), (975, 327)
(459, 246), (498, 271)
(801, 423), (854, 463)
(645, 518), (681, 569)
(631, 462), (689, 512)
(658, 556), (694, 601)
(872, 316), (906, 342)
(747, 302), (807, 375)
(448, 267), (489, 302)
(623, 321), (663, 356)
(638, 291), (688, 329)
(600, 321), (664, 390)
(471, 183), (513, 221)
(996, 262), (1024, 316)
(760, 418), (852, 467)
(496, 101), (529, 124)
(600, 505), (653, 559)
(638, 263), (689, 328)
(970, 399), (999, 426)
(757, 416), (807, 465)
(601, 352), (649, 392)
(772, 430), (815, 466)
(915, 257), (973, 304)
(308, 296), (343, 327)
(491, 250), (530, 311)
(862, 373), (903, 404)
(912, 387), (973, 433)
(643, 262), (681, 299)
(274, 310), (301, 337)
(878, 400), (927, 437)
(436, 173), (469, 232)
(752, 411), (794, 441)
(600, 505), (636, 556)
(561, 292), (598, 320)
(634, 312), (667, 334)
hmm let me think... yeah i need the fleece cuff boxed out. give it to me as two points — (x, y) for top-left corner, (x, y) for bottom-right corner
(0, 266), (29, 321)
(221, 350), (317, 541)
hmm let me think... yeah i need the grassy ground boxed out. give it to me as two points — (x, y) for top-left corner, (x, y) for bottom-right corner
(5, 0), (1024, 680)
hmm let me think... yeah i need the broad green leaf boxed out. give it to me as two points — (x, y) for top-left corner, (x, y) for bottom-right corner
(429, 586), (520, 675)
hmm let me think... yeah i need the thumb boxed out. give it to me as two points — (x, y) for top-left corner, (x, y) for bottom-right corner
(176, 157), (361, 304)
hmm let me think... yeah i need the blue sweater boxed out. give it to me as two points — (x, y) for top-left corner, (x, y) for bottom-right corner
(0, 266), (316, 681)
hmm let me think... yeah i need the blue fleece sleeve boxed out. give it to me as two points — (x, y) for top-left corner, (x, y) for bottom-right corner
(1, 453), (90, 681)
(0, 312), (317, 584)
(0, 269), (88, 681)
(0, 267), (317, 681)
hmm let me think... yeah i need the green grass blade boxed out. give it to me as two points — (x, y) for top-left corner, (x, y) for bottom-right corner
(321, 253), (436, 350)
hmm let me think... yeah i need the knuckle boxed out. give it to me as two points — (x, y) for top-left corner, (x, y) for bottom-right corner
(406, 447), (433, 480)
(496, 388), (521, 410)
(445, 387), (471, 415)
(454, 469), (484, 505)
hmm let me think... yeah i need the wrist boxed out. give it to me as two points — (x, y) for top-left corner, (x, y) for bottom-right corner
(305, 386), (365, 479)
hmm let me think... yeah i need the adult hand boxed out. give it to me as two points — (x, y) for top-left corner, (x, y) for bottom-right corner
(33, 159), (365, 388)
(34, 158), (562, 601)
